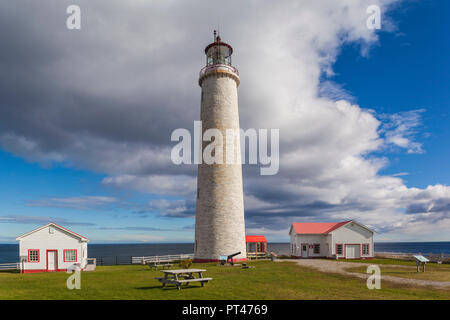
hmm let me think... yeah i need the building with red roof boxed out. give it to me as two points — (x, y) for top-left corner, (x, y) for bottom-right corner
(289, 220), (375, 259)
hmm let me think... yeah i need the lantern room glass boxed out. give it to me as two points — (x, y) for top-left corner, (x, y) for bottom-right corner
(206, 44), (232, 66)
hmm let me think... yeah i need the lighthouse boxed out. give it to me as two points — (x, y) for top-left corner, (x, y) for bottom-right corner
(194, 32), (247, 262)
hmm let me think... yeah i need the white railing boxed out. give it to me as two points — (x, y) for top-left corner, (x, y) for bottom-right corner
(0, 262), (20, 271)
(131, 253), (194, 265)
(199, 64), (239, 77)
(247, 252), (270, 260)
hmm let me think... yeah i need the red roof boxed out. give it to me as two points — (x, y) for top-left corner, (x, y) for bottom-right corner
(291, 221), (351, 234)
(245, 235), (267, 243)
(16, 222), (89, 241)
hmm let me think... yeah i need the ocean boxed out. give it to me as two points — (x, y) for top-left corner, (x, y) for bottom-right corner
(1, 242), (449, 264)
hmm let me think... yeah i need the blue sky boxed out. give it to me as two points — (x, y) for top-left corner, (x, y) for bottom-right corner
(0, 0), (449, 243)
(0, 150), (194, 242)
(332, 0), (450, 188)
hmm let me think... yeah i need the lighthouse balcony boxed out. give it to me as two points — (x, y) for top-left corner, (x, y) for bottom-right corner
(199, 64), (240, 87)
(199, 64), (239, 78)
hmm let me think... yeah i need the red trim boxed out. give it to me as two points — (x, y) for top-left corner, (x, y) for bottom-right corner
(27, 249), (40, 263)
(23, 269), (68, 274)
(16, 222), (88, 241)
(23, 269), (47, 273)
(63, 249), (77, 262)
(344, 243), (361, 259)
(193, 257), (247, 263)
(46, 250), (58, 272)
(50, 223), (88, 240)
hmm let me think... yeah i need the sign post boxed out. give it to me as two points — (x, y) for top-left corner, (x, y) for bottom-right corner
(413, 255), (430, 272)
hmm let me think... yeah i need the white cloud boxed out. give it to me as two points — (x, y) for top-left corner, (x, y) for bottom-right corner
(102, 174), (196, 196)
(0, 215), (95, 226)
(26, 196), (118, 210)
(380, 109), (425, 153)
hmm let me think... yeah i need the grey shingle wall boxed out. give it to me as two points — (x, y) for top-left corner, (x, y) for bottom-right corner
(194, 70), (247, 261)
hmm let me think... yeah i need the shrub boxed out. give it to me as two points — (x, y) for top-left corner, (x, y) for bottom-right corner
(179, 259), (193, 269)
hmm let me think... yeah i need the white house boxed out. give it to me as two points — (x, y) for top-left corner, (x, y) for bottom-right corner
(289, 220), (375, 259)
(16, 222), (89, 273)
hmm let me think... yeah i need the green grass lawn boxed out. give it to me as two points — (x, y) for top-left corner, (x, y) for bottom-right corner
(0, 261), (448, 300)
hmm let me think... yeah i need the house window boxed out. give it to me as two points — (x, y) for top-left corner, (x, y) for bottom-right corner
(336, 244), (343, 255)
(64, 250), (77, 262)
(28, 249), (39, 262)
(362, 244), (370, 255)
(313, 244), (320, 254)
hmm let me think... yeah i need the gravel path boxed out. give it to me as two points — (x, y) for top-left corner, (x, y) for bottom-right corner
(279, 259), (450, 290)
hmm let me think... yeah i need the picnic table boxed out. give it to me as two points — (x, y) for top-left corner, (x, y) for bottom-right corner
(145, 260), (173, 270)
(154, 269), (212, 290)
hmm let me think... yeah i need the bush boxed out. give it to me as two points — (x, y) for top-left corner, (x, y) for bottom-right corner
(179, 259), (193, 269)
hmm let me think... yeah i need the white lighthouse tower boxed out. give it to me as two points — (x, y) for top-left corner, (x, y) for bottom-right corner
(194, 32), (247, 262)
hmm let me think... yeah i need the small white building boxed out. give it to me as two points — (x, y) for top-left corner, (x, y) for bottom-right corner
(289, 220), (375, 259)
(16, 222), (89, 273)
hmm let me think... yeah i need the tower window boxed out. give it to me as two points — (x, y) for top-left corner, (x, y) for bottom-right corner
(197, 188), (200, 199)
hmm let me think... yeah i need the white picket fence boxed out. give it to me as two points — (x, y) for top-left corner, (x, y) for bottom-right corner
(0, 262), (20, 271)
(132, 253), (194, 265)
